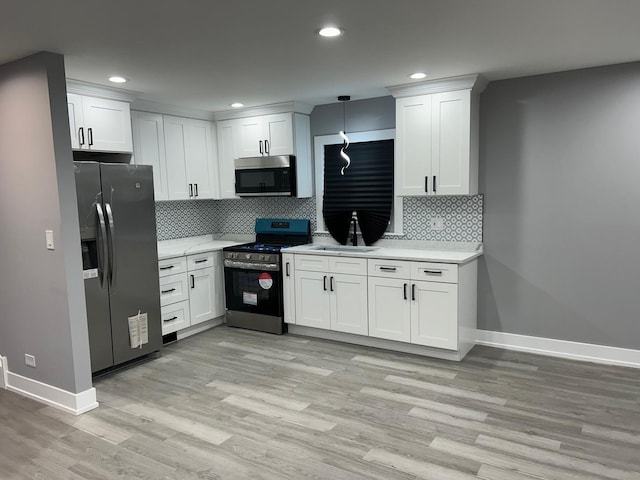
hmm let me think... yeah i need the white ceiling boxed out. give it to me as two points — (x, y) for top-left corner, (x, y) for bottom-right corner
(3, 0), (640, 111)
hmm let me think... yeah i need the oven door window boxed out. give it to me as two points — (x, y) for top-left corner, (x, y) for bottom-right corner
(235, 167), (291, 195)
(224, 267), (283, 317)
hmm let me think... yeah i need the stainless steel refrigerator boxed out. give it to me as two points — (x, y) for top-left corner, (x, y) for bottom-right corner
(74, 161), (162, 373)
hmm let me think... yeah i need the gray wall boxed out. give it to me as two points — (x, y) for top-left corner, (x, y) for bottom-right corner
(0, 52), (92, 393)
(478, 62), (640, 349)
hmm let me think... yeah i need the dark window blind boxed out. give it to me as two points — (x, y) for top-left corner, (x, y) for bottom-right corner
(322, 139), (394, 245)
(322, 139), (394, 214)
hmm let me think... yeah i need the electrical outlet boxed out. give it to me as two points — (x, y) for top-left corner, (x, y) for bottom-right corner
(25, 354), (36, 368)
(45, 230), (54, 250)
(429, 217), (444, 231)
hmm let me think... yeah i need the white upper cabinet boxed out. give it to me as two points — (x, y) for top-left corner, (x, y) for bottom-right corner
(67, 93), (133, 153)
(216, 111), (312, 198)
(389, 74), (484, 196)
(131, 111), (168, 201)
(163, 115), (218, 200)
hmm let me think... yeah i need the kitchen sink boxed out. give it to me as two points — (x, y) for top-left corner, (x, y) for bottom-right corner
(312, 245), (379, 253)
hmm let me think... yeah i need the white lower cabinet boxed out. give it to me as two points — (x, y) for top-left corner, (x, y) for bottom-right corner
(159, 251), (225, 336)
(367, 277), (411, 342)
(293, 255), (368, 335)
(410, 281), (458, 350)
(189, 267), (217, 326)
(286, 253), (477, 359)
(282, 253), (296, 324)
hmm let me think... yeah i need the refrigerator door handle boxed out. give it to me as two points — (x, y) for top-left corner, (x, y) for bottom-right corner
(105, 202), (116, 287)
(95, 202), (108, 287)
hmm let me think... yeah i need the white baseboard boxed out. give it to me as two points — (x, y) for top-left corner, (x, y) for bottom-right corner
(476, 330), (640, 369)
(0, 356), (7, 389)
(6, 372), (98, 415)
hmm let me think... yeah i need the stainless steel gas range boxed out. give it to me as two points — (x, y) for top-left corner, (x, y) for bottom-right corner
(223, 219), (311, 334)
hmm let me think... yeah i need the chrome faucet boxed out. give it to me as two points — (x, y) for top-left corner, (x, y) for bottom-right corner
(350, 216), (358, 246)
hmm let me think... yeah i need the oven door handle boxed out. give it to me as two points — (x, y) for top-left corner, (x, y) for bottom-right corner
(223, 260), (280, 271)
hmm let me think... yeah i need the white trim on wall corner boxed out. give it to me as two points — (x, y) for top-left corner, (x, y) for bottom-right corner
(476, 330), (640, 369)
(0, 356), (7, 389)
(5, 372), (98, 415)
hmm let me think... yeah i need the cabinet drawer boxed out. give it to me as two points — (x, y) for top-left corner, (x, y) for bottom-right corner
(161, 300), (190, 335)
(158, 256), (187, 278)
(159, 273), (189, 306)
(187, 252), (215, 271)
(368, 259), (411, 279)
(295, 254), (329, 272)
(329, 256), (367, 276)
(411, 262), (458, 284)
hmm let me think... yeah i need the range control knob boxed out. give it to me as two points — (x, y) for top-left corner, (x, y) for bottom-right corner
(245, 253), (251, 259)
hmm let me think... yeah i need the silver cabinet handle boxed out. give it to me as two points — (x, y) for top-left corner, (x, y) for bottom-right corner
(95, 202), (108, 287)
(379, 266), (397, 272)
(423, 269), (443, 276)
(104, 202), (116, 287)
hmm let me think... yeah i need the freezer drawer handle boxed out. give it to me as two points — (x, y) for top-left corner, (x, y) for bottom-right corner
(190, 275), (195, 288)
(379, 266), (397, 272)
(163, 316), (178, 322)
(194, 259), (208, 264)
(159, 265), (174, 270)
(423, 269), (443, 276)
(161, 288), (176, 294)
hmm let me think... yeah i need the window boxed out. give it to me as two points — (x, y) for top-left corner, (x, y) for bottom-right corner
(314, 129), (402, 235)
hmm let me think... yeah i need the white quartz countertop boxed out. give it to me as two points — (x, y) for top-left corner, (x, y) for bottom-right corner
(283, 244), (482, 264)
(157, 235), (245, 260)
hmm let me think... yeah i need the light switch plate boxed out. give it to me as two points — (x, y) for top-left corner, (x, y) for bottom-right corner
(25, 354), (36, 368)
(430, 217), (444, 231)
(45, 230), (54, 250)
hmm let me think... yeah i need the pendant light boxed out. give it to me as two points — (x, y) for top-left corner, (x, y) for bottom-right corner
(338, 95), (351, 175)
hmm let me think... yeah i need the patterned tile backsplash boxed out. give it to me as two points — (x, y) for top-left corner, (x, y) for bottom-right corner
(156, 195), (483, 243)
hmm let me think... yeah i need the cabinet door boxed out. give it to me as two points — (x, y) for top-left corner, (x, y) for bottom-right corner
(81, 97), (133, 152)
(395, 95), (433, 196)
(294, 270), (331, 329)
(282, 253), (296, 324)
(330, 273), (368, 335)
(237, 116), (264, 157)
(431, 90), (471, 195)
(185, 119), (218, 199)
(410, 281), (458, 350)
(131, 111), (168, 200)
(67, 93), (84, 150)
(189, 267), (217, 326)
(163, 116), (190, 200)
(217, 120), (238, 198)
(264, 113), (294, 155)
(368, 277), (411, 342)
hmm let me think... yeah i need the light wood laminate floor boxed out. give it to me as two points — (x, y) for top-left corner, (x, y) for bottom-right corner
(2, 325), (640, 479)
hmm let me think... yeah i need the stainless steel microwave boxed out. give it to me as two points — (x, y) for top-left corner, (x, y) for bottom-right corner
(234, 155), (297, 197)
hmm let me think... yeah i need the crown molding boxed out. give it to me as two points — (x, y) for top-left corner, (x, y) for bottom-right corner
(213, 101), (314, 121)
(387, 74), (488, 98)
(130, 99), (215, 121)
(65, 79), (141, 102)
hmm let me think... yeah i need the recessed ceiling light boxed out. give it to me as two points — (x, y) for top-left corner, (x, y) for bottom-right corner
(230, 102), (244, 108)
(410, 72), (427, 80)
(108, 76), (127, 84)
(318, 26), (343, 37)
